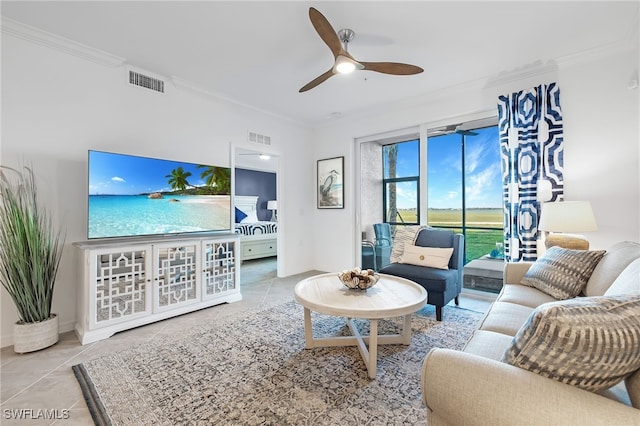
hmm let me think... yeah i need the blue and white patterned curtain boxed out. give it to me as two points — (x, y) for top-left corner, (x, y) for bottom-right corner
(497, 83), (564, 262)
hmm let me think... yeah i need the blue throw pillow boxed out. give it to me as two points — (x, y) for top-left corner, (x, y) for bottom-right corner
(235, 207), (247, 224)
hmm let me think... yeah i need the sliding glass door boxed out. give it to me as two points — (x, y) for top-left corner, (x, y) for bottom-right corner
(426, 125), (503, 263)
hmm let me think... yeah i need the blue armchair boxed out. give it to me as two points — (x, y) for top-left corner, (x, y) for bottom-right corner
(361, 240), (377, 271)
(361, 223), (394, 271)
(373, 223), (393, 270)
(379, 227), (464, 321)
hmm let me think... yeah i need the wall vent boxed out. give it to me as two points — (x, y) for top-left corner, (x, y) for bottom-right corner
(129, 70), (165, 93)
(248, 131), (271, 146)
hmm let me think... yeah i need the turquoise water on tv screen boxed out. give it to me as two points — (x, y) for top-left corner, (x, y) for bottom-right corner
(88, 194), (231, 239)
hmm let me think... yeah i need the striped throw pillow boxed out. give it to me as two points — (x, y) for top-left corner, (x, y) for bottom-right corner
(390, 225), (427, 263)
(521, 247), (605, 299)
(502, 294), (640, 392)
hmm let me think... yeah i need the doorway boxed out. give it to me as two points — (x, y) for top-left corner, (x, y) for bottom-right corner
(234, 146), (280, 280)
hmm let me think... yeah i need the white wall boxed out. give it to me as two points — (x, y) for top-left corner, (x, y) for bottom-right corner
(311, 44), (640, 273)
(1, 34), (314, 346)
(3, 25), (638, 348)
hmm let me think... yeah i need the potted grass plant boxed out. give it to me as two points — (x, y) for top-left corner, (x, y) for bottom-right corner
(0, 165), (65, 353)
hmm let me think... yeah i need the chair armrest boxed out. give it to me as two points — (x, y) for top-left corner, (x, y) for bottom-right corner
(422, 348), (640, 426)
(375, 237), (392, 247)
(503, 261), (534, 284)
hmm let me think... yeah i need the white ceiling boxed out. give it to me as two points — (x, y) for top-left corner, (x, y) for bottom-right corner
(2, 1), (638, 126)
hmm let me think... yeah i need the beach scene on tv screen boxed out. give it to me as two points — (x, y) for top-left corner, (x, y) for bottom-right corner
(88, 151), (231, 239)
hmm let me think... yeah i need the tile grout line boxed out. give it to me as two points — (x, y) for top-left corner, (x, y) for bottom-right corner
(0, 343), (97, 407)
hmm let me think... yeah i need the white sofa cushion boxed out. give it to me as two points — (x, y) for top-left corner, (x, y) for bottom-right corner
(502, 294), (640, 392)
(463, 330), (515, 361)
(497, 283), (557, 309)
(477, 301), (534, 337)
(605, 258), (640, 296)
(585, 241), (640, 296)
(521, 247), (605, 299)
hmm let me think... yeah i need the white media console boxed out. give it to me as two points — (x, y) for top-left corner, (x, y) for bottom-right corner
(74, 233), (241, 344)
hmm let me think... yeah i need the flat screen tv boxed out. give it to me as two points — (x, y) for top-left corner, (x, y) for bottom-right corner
(88, 150), (232, 239)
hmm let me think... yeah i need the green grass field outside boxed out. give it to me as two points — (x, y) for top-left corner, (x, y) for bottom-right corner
(393, 208), (504, 263)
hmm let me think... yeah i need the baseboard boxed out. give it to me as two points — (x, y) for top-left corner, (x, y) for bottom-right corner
(460, 288), (498, 302)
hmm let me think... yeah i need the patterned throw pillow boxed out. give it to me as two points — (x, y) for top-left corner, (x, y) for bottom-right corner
(502, 294), (640, 392)
(389, 225), (427, 263)
(521, 247), (606, 299)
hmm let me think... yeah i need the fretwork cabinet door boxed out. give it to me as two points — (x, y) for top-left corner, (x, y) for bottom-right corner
(89, 246), (153, 329)
(202, 239), (239, 300)
(152, 241), (200, 313)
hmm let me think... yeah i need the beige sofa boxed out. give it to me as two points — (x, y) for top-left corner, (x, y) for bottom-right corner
(421, 241), (640, 426)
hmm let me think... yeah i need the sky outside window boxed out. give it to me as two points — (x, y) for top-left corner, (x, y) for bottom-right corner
(383, 139), (419, 210)
(427, 126), (502, 209)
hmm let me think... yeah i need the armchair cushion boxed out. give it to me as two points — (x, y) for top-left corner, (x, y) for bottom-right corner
(400, 245), (453, 269)
(521, 246), (606, 299)
(381, 263), (457, 292)
(502, 293), (640, 392)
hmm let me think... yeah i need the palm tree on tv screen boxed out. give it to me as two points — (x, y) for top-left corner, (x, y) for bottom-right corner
(166, 167), (192, 192)
(198, 165), (231, 194)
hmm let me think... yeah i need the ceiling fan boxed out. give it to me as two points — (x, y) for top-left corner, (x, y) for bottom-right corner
(429, 124), (479, 137)
(299, 7), (424, 93)
(238, 153), (272, 160)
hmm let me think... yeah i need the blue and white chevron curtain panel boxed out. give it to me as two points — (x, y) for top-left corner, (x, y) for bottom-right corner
(497, 83), (564, 262)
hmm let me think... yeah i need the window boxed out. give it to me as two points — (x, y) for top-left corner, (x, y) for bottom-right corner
(426, 125), (503, 263)
(382, 139), (419, 225)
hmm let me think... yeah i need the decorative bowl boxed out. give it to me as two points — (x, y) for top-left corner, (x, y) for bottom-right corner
(338, 268), (380, 291)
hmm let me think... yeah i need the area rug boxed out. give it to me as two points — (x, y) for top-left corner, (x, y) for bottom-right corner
(73, 300), (482, 425)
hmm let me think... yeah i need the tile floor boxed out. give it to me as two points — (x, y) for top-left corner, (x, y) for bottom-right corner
(0, 258), (493, 425)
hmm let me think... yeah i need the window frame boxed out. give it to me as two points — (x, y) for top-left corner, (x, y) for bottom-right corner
(382, 139), (420, 226)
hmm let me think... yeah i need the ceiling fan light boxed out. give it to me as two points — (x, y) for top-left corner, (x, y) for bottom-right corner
(334, 56), (361, 74)
(336, 61), (356, 74)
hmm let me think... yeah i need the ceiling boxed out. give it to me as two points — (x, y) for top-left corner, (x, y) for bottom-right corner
(2, 1), (638, 126)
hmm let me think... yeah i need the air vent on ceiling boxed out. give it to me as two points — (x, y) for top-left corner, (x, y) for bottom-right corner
(248, 131), (271, 146)
(129, 70), (165, 93)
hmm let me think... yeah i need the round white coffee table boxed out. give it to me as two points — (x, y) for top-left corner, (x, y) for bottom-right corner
(294, 272), (427, 379)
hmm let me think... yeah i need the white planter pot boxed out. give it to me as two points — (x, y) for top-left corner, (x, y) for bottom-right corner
(13, 314), (59, 354)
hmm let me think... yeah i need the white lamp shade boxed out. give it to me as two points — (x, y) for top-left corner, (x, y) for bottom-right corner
(538, 201), (598, 233)
(267, 200), (277, 210)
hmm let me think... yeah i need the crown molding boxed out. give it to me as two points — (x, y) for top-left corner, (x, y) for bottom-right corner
(170, 76), (302, 126)
(555, 39), (635, 68)
(1, 17), (125, 67)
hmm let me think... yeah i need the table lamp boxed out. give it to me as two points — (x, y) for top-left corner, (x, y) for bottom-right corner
(267, 200), (277, 221)
(538, 201), (597, 250)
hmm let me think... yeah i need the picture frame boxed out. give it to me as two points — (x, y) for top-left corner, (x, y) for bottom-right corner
(317, 156), (344, 209)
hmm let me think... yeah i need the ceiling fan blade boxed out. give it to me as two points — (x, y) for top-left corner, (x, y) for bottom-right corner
(299, 69), (335, 93)
(360, 62), (424, 75)
(308, 7), (343, 59)
(457, 129), (479, 136)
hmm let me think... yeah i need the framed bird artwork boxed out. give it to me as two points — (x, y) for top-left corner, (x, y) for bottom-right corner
(317, 156), (344, 209)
